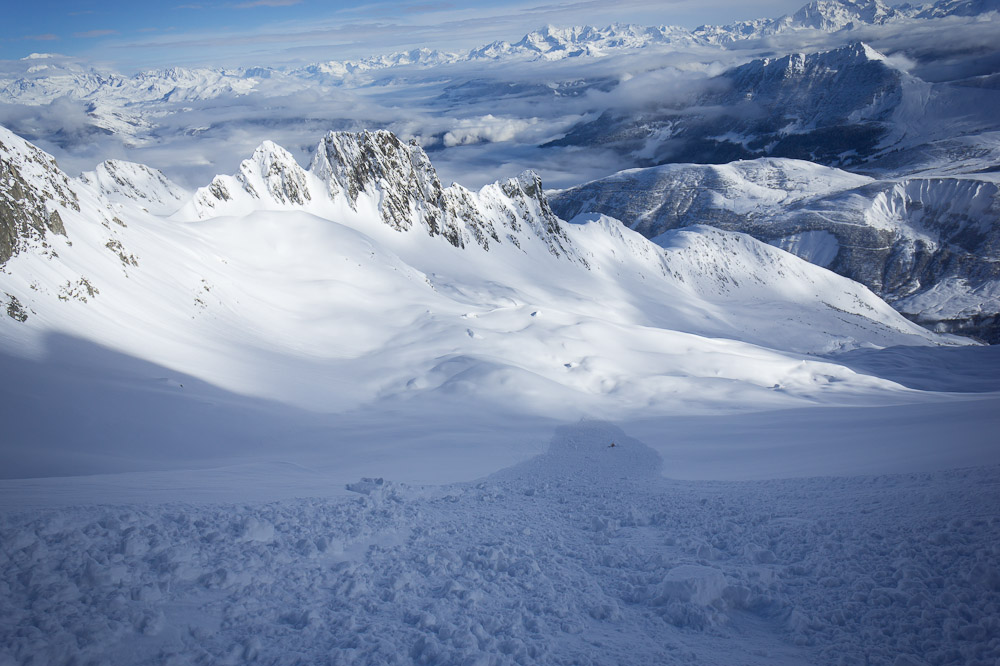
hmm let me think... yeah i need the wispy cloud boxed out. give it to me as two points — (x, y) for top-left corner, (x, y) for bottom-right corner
(233, 0), (302, 7)
(403, 2), (455, 13)
(24, 34), (60, 41)
(73, 30), (120, 39)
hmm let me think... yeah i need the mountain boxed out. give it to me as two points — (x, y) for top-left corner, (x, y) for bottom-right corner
(550, 158), (1000, 341)
(2, 0), (998, 184)
(902, 0), (1000, 18)
(183, 130), (573, 257)
(0, 56), (258, 107)
(546, 42), (928, 167)
(0, 124), (955, 430)
(0, 126), (76, 265)
(3, 0), (997, 111)
(80, 159), (187, 216)
(467, 24), (702, 61)
(693, 0), (906, 45)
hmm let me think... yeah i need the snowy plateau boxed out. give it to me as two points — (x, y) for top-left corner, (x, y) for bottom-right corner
(2, 0), (1000, 665)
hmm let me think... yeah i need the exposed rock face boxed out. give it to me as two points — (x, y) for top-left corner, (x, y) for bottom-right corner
(309, 131), (577, 257)
(310, 130), (459, 241)
(550, 158), (1000, 341)
(1, 126), (76, 265)
(188, 129), (577, 259)
(493, 171), (574, 258)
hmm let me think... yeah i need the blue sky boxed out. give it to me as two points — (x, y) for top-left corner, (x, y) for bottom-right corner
(3, 0), (814, 70)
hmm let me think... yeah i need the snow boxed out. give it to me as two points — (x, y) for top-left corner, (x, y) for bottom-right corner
(1, 132), (998, 666)
(551, 159), (1000, 337)
(770, 230), (840, 267)
(1, 422), (998, 665)
(80, 160), (188, 216)
(2, 8), (1000, 661)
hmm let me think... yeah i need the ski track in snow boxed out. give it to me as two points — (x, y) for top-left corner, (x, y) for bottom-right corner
(2, 422), (998, 666)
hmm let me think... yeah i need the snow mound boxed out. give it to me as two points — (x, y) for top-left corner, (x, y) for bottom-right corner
(655, 565), (728, 606)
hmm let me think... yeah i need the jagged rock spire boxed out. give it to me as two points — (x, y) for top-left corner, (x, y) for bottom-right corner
(187, 129), (578, 260)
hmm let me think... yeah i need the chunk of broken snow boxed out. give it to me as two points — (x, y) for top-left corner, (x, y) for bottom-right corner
(656, 565), (727, 606)
(238, 517), (275, 543)
(346, 477), (385, 495)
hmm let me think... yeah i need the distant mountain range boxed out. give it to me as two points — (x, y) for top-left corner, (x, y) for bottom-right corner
(2, 0), (997, 107)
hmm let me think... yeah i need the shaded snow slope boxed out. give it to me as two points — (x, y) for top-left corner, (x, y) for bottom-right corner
(551, 157), (1000, 341)
(1, 423), (997, 666)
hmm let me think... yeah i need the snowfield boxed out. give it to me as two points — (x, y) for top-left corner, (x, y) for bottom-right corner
(2, 87), (999, 664)
(2, 423), (998, 666)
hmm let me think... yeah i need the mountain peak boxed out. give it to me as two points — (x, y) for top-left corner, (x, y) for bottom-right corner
(791, 0), (902, 29)
(80, 159), (186, 216)
(309, 129), (443, 231)
(240, 141), (311, 206)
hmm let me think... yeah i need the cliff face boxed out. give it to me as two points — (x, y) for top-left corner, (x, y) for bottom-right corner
(0, 127), (77, 265)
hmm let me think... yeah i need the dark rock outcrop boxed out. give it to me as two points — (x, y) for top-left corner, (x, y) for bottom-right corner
(1, 127), (77, 265)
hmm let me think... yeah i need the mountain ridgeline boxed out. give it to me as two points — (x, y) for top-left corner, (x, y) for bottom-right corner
(0, 122), (948, 383)
(186, 130), (574, 258)
(550, 160), (1000, 342)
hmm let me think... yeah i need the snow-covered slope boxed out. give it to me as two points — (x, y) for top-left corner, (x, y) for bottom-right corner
(80, 159), (188, 216)
(2, 422), (997, 665)
(551, 157), (1000, 341)
(0, 126), (953, 428)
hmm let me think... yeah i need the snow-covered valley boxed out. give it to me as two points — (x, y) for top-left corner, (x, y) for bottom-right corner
(3, 0), (1000, 663)
(2, 118), (999, 665)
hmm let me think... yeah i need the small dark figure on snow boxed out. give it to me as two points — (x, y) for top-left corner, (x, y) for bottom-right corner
(609, 441), (616, 448)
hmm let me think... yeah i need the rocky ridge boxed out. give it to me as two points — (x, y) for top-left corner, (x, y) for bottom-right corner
(189, 129), (575, 258)
(80, 160), (186, 216)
